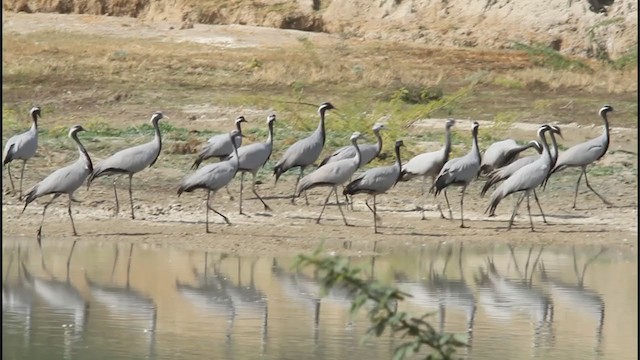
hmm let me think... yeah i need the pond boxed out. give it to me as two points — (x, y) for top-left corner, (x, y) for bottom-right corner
(2, 239), (637, 360)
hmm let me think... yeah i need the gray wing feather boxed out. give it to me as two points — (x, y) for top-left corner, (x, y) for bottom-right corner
(349, 165), (399, 194)
(230, 142), (271, 172)
(554, 135), (606, 169)
(402, 149), (445, 177)
(3, 129), (37, 163)
(276, 133), (323, 170)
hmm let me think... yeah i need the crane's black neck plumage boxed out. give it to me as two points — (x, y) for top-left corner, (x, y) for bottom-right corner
(599, 108), (611, 161)
(149, 118), (162, 168)
(72, 131), (93, 174)
(31, 109), (39, 130)
(266, 119), (275, 162)
(318, 107), (327, 146)
(394, 143), (403, 185)
(351, 136), (362, 169)
(374, 129), (383, 157)
(471, 125), (481, 163)
(443, 124), (453, 164)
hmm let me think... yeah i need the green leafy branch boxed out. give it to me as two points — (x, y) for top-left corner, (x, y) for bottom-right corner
(294, 248), (468, 360)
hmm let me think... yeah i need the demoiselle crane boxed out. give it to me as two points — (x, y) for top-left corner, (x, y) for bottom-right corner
(482, 125), (562, 222)
(431, 121), (481, 228)
(273, 102), (335, 204)
(21, 125), (93, 246)
(485, 125), (554, 231)
(343, 139), (404, 233)
(87, 111), (166, 220)
(320, 123), (385, 167)
(545, 105), (614, 208)
(479, 138), (542, 176)
(177, 130), (242, 232)
(228, 114), (276, 214)
(3, 106), (41, 198)
(400, 118), (455, 219)
(295, 132), (362, 226)
(191, 116), (247, 169)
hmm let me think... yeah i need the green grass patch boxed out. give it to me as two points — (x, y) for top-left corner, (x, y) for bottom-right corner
(512, 42), (592, 71)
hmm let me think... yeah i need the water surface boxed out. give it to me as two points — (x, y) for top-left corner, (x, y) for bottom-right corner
(2, 239), (636, 360)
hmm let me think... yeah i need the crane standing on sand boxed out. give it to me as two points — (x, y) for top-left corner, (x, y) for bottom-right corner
(545, 105), (614, 209)
(228, 114), (276, 214)
(485, 125), (557, 231)
(295, 132), (363, 226)
(273, 102), (335, 205)
(344, 139), (405, 234)
(177, 130), (243, 233)
(21, 125), (93, 246)
(87, 111), (167, 220)
(3, 106), (42, 198)
(431, 122), (481, 228)
(400, 118), (455, 220)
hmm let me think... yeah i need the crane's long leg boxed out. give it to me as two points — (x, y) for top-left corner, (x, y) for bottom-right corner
(373, 194), (378, 234)
(582, 167), (612, 206)
(128, 174), (135, 219)
(334, 186), (350, 226)
(239, 172), (245, 215)
(225, 185), (234, 201)
(365, 196), (382, 231)
(37, 193), (62, 248)
(112, 178), (120, 216)
(532, 189), (547, 224)
(507, 192), (527, 231)
(19, 160), (27, 199)
(421, 176), (426, 196)
(205, 190), (211, 233)
(6, 162), (16, 193)
(292, 167), (305, 205)
(571, 169), (584, 209)
(316, 187), (334, 224)
(443, 189), (453, 220)
(251, 172), (272, 211)
(526, 191), (535, 232)
(67, 194), (78, 236)
(207, 191), (231, 226)
(459, 186), (468, 228)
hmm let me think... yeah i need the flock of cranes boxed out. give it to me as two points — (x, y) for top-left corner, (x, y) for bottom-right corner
(2, 102), (615, 241)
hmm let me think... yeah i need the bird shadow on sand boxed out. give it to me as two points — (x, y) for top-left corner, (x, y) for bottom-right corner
(94, 232), (161, 237)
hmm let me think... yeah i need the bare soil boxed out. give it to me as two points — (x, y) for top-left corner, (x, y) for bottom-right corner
(2, 12), (637, 255)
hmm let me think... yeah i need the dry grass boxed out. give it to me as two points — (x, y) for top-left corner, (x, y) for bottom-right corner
(2, 24), (637, 139)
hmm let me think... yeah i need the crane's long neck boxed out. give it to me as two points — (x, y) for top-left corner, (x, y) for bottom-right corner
(601, 110), (610, 157)
(266, 121), (275, 160)
(471, 129), (480, 162)
(548, 133), (559, 167)
(352, 138), (362, 169)
(72, 133), (93, 174)
(443, 126), (452, 163)
(267, 121), (274, 149)
(233, 144), (240, 171)
(539, 130), (551, 164)
(394, 145), (403, 184)
(318, 109), (327, 146)
(31, 113), (38, 132)
(374, 130), (383, 156)
(153, 119), (162, 151)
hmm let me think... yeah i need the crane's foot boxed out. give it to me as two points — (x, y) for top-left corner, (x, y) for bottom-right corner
(263, 205), (273, 212)
(460, 224), (469, 229)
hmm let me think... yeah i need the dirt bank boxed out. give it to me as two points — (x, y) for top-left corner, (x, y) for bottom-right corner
(3, 0), (637, 58)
